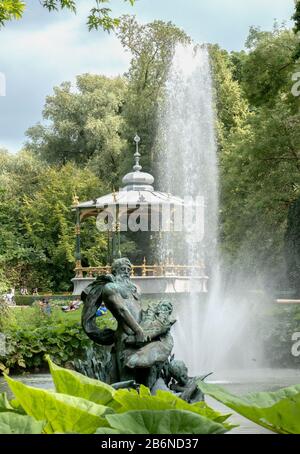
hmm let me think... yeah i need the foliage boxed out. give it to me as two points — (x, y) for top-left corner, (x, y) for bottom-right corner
(49, 356), (234, 427)
(292, 0), (300, 60)
(209, 44), (250, 149)
(48, 355), (116, 406)
(0, 151), (106, 291)
(0, 1), (24, 27)
(97, 409), (227, 435)
(2, 357), (233, 434)
(198, 381), (300, 434)
(0, 298), (19, 337)
(260, 304), (300, 368)
(239, 25), (298, 108)
(219, 25), (300, 285)
(293, 0), (300, 33)
(14, 296), (34, 306)
(5, 374), (112, 434)
(2, 15), (300, 295)
(0, 0), (136, 31)
(0, 305), (117, 374)
(0, 307), (91, 374)
(285, 198), (300, 296)
(26, 75), (126, 185)
(118, 15), (190, 176)
(0, 412), (45, 434)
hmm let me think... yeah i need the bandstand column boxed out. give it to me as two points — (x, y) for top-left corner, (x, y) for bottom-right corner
(73, 195), (83, 277)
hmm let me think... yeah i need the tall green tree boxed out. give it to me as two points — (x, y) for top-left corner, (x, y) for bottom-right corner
(219, 25), (300, 286)
(209, 45), (250, 150)
(285, 197), (300, 296)
(236, 25), (298, 108)
(26, 75), (127, 187)
(117, 15), (190, 175)
(0, 151), (107, 291)
(292, 0), (300, 60)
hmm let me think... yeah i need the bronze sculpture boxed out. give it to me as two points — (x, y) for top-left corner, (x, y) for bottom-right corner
(81, 257), (203, 401)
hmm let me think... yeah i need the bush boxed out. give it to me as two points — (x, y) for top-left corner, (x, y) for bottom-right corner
(0, 322), (92, 374)
(0, 305), (115, 374)
(14, 296), (34, 306)
(15, 294), (72, 306)
(260, 304), (300, 368)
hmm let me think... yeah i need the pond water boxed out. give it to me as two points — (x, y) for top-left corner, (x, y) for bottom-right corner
(206, 368), (300, 434)
(1, 368), (300, 434)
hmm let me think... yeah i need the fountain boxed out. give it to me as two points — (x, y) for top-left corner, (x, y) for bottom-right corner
(156, 43), (218, 374)
(157, 43), (263, 375)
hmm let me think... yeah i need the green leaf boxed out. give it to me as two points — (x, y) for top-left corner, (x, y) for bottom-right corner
(105, 410), (228, 434)
(47, 355), (115, 406)
(113, 387), (234, 430)
(95, 427), (126, 434)
(5, 375), (113, 434)
(0, 412), (45, 434)
(197, 381), (300, 434)
(0, 393), (14, 412)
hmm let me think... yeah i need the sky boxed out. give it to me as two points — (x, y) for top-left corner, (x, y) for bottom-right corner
(0, 0), (295, 153)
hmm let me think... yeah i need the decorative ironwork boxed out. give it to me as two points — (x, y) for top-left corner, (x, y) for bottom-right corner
(74, 262), (207, 279)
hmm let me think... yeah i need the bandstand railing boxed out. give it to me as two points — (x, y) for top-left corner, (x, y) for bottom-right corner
(74, 259), (206, 279)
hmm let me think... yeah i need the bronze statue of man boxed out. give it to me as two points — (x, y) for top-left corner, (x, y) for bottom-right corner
(81, 258), (175, 389)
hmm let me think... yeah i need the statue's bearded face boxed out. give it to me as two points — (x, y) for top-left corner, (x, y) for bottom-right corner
(117, 263), (131, 280)
(112, 258), (132, 281)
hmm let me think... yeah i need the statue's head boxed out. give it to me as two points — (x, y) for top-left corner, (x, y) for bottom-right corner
(111, 258), (132, 280)
(169, 359), (188, 386)
(157, 300), (173, 316)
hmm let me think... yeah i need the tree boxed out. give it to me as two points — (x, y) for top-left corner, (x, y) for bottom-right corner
(219, 26), (300, 286)
(0, 1), (24, 27)
(26, 17), (190, 184)
(117, 15), (190, 175)
(0, 0), (136, 31)
(26, 74), (127, 187)
(237, 25), (298, 108)
(20, 162), (107, 291)
(0, 151), (107, 291)
(292, 0), (300, 60)
(209, 45), (250, 150)
(285, 197), (300, 297)
(0, 150), (47, 290)
(293, 0), (300, 32)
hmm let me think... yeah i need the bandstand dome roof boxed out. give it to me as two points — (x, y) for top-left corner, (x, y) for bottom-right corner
(74, 135), (185, 216)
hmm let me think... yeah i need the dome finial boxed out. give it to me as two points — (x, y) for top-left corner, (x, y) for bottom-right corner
(121, 135), (154, 190)
(133, 134), (142, 172)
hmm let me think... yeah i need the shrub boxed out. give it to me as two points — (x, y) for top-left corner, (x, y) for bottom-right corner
(14, 296), (34, 306)
(0, 306), (115, 374)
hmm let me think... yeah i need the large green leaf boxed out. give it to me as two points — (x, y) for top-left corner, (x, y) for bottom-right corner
(47, 355), (115, 406)
(113, 385), (234, 430)
(0, 412), (45, 434)
(103, 409), (228, 434)
(0, 393), (14, 412)
(197, 381), (300, 434)
(5, 375), (113, 434)
(95, 427), (127, 434)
